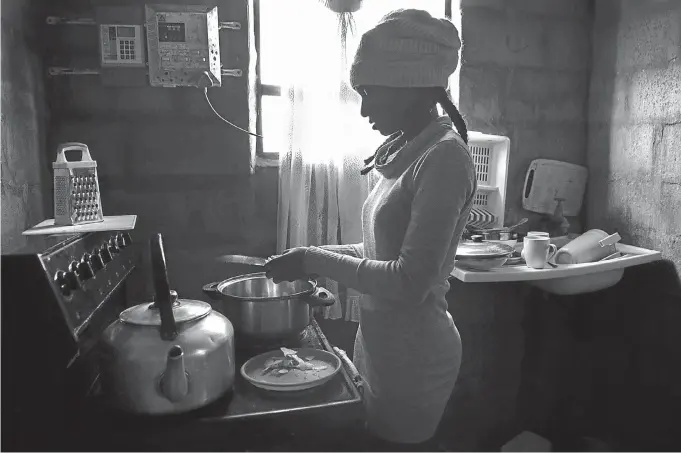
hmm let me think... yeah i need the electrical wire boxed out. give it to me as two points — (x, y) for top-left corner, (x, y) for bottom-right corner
(203, 87), (263, 138)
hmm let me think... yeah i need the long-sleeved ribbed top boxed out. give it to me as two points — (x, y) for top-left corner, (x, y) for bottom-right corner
(302, 117), (477, 443)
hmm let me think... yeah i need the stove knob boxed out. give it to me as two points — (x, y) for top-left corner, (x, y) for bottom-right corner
(108, 237), (120, 254)
(100, 245), (112, 263)
(78, 254), (94, 280)
(54, 271), (71, 297)
(90, 250), (104, 272)
(65, 266), (80, 290)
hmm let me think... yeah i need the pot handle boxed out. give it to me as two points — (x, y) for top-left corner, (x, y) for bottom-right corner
(306, 286), (336, 307)
(150, 234), (178, 341)
(202, 281), (222, 300)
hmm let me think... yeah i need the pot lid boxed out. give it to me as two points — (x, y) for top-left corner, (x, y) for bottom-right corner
(120, 290), (212, 326)
(456, 235), (515, 258)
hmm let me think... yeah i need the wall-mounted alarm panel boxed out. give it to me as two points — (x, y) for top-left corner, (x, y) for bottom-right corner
(99, 24), (145, 67)
(144, 4), (221, 88)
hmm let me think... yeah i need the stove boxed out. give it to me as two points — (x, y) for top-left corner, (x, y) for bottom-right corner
(62, 320), (364, 452)
(1, 231), (138, 451)
(82, 319), (361, 418)
(2, 232), (362, 452)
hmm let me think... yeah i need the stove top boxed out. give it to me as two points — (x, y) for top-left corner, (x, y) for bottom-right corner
(82, 319), (362, 434)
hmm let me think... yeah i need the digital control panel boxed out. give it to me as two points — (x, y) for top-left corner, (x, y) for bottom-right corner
(144, 4), (221, 88)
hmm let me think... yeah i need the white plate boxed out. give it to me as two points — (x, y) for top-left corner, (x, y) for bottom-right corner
(240, 347), (341, 392)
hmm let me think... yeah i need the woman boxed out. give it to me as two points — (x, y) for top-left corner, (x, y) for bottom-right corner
(265, 9), (477, 451)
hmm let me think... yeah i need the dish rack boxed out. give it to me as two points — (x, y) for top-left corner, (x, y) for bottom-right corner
(466, 132), (510, 230)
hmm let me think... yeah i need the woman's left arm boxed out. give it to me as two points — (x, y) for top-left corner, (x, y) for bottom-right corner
(304, 140), (476, 305)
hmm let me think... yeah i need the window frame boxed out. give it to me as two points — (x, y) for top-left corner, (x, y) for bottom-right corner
(253, 0), (453, 161)
(253, 0), (278, 162)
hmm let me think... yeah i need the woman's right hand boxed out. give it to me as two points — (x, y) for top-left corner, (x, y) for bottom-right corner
(264, 247), (308, 283)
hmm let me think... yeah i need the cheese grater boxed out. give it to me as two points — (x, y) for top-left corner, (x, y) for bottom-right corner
(53, 142), (104, 226)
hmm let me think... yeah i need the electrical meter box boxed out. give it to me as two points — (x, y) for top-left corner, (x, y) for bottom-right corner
(144, 4), (221, 88)
(99, 24), (146, 67)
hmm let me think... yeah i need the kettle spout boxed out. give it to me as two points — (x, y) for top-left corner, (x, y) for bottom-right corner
(160, 345), (189, 403)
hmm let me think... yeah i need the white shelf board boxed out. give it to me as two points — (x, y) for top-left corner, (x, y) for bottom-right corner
(450, 243), (662, 283)
(22, 215), (137, 236)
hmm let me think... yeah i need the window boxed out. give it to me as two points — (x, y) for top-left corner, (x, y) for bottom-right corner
(254, 0), (457, 160)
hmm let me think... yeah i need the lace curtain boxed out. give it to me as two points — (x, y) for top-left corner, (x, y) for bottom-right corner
(262, 0), (450, 320)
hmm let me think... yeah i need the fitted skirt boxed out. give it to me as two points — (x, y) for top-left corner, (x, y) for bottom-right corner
(353, 305), (462, 444)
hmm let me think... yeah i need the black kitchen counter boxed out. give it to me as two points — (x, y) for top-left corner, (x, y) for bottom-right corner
(72, 319), (364, 451)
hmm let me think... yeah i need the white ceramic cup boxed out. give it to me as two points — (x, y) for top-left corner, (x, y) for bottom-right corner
(524, 236), (558, 269)
(526, 231), (550, 238)
(521, 231), (550, 259)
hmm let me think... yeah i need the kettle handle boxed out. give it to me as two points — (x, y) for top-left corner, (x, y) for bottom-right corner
(150, 233), (178, 341)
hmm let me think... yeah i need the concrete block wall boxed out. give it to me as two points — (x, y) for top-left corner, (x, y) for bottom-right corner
(587, 0), (681, 273)
(581, 0), (681, 449)
(459, 0), (592, 231)
(439, 1), (593, 450)
(43, 0), (278, 301)
(1, 0), (51, 254)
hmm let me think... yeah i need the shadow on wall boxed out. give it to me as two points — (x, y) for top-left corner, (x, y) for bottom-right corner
(587, 0), (681, 274)
(584, 0), (618, 235)
(1, 0), (52, 254)
(582, 0), (681, 450)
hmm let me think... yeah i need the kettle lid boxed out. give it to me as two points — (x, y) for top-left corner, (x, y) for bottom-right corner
(119, 290), (212, 326)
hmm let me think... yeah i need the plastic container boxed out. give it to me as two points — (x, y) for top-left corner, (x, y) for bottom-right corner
(554, 230), (621, 264)
(467, 132), (510, 229)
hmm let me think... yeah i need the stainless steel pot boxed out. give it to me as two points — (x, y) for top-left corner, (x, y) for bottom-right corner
(455, 235), (516, 271)
(99, 234), (235, 415)
(202, 273), (336, 341)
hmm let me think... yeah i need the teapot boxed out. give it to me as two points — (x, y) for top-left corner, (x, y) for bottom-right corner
(98, 233), (235, 415)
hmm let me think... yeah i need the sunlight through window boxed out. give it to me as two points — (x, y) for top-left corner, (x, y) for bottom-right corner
(259, 0), (454, 163)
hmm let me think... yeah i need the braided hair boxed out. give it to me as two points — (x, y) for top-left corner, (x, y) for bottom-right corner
(435, 88), (468, 144)
(361, 88), (468, 175)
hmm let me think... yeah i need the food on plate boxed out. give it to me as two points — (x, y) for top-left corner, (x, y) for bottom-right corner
(260, 348), (329, 377)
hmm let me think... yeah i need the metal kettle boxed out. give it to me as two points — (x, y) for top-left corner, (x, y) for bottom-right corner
(98, 233), (235, 415)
